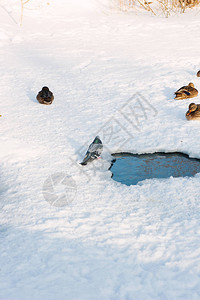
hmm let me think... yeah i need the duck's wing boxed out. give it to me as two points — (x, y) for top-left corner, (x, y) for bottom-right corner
(47, 91), (54, 98)
(42, 92), (54, 103)
(175, 87), (191, 96)
(175, 86), (187, 93)
(36, 91), (43, 101)
(182, 90), (191, 96)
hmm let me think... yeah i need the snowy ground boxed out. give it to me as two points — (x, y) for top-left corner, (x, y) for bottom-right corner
(1, 1), (200, 299)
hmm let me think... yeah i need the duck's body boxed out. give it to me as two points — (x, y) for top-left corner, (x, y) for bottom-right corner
(36, 86), (54, 105)
(174, 83), (198, 100)
(186, 103), (200, 120)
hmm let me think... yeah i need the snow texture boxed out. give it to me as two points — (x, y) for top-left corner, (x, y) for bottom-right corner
(1, 0), (200, 299)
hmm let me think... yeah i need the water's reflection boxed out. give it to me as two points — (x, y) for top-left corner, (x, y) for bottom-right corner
(110, 152), (200, 186)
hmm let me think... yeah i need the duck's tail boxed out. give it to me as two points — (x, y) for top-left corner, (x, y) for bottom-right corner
(174, 92), (187, 100)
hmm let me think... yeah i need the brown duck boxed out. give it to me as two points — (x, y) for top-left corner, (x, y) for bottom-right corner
(174, 83), (198, 100)
(36, 86), (54, 105)
(186, 103), (200, 120)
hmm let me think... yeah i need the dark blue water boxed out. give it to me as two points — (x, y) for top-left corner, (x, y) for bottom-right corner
(110, 152), (200, 186)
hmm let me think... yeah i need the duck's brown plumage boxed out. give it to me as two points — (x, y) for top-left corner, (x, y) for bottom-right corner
(36, 86), (54, 105)
(186, 103), (200, 120)
(174, 83), (198, 100)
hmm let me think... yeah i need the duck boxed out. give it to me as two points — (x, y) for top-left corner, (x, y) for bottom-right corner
(197, 70), (200, 77)
(186, 103), (200, 120)
(174, 83), (198, 100)
(36, 86), (54, 105)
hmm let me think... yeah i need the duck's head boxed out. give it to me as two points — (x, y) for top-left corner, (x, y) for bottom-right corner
(188, 82), (194, 88)
(42, 86), (49, 92)
(186, 103), (197, 116)
(41, 86), (50, 98)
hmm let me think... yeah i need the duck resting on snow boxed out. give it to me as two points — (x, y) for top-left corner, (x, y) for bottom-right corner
(186, 103), (200, 120)
(36, 86), (54, 105)
(174, 83), (198, 100)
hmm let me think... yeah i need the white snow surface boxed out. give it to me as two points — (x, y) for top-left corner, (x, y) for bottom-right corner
(1, 1), (200, 299)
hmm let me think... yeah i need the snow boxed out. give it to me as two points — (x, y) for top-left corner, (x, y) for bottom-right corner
(1, 1), (200, 299)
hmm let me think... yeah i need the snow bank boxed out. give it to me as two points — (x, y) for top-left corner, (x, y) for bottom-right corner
(1, 1), (200, 300)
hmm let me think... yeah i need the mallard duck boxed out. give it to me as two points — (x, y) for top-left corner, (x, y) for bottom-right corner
(36, 86), (54, 105)
(197, 71), (200, 77)
(174, 83), (198, 100)
(186, 103), (200, 120)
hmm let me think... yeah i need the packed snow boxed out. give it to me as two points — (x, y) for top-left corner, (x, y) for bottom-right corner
(1, 0), (200, 299)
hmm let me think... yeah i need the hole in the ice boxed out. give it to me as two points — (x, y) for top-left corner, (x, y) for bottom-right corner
(110, 152), (200, 186)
